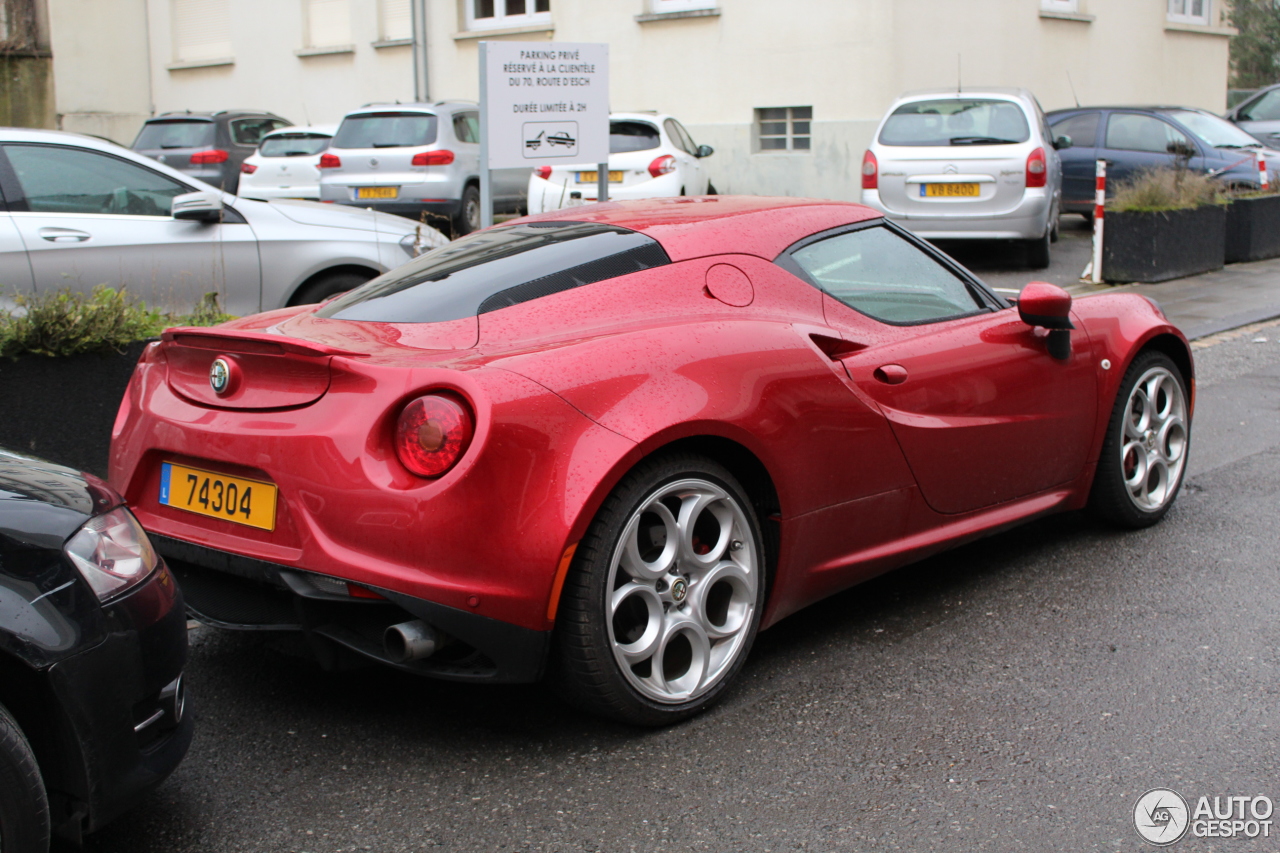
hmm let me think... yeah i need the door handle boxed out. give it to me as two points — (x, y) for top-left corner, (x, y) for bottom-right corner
(38, 227), (91, 243)
(873, 364), (908, 385)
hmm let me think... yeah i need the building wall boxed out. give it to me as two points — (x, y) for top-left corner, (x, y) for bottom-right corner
(0, 0), (56, 130)
(48, 0), (152, 143)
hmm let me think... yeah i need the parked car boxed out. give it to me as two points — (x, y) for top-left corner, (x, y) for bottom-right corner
(526, 112), (716, 214)
(319, 102), (526, 235)
(1224, 83), (1280, 149)
(860, 88), (1063, 268)
(132, 110), (291, 195)
(0, 129), (447, 315)
(1047, 106), (1280, 217)
(238, 124), (337, 201)
(110, 196), (1192, 727)
(0, 448), (191, 851)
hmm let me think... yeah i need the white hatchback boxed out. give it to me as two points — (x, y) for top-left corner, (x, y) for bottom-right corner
(238, 125), (336, 201)
(860, 88), (1064, 268)
(526, 112), (716, 214)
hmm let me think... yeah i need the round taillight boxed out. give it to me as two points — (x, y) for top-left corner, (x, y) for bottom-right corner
(648, 154), (677, 178)
(319, 153), (341, 169)
(535, 165), (553, 180)
(395, 394), (474, 478)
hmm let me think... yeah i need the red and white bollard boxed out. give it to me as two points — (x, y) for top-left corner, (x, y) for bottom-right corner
(1089, 159), (1106, 284)
(1259, 154), (1270, 191)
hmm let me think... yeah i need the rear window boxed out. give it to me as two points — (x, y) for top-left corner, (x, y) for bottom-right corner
(133, 120), (215, 150)
(610, 121), (660, 153)
(878, 99), (1031, 147)
(332, 113), (438, 149)
(317, 222), (670, 324)
(260, 133), (332, 157)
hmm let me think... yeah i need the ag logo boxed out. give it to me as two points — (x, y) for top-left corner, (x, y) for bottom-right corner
(1134, 788), (1190, 846)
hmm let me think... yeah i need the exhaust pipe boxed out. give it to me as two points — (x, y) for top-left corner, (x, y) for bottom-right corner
(384, 620), (438, 663)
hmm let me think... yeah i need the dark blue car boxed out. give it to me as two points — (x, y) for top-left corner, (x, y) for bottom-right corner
(1046, 106), (1279, 217)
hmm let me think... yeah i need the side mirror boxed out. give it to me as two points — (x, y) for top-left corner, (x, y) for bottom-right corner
(695, 144), (714, 158)
(1053, 134), (1073, 150)
(1018, 281), (1074, 360)
(172, 190), (224, 222)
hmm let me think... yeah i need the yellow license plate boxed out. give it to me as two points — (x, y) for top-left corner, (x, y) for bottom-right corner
(356, 186), (399, 199)
(577, 171), (624, 183)
(159, 462), (278, 531)
(922, 183), (980, 197)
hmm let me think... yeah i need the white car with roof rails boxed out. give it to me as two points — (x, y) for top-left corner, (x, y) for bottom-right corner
(526, 112), (716, 214)
(238, 125), (337, 201)
(860, 87), (1064, 268)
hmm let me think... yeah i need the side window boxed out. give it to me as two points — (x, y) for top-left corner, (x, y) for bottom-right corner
(1239, 90), (1280, 122)
(1050, 112), (1100, 148)
(789, 226), (984, 324)
(664, 119), (696, 155)
(453, 113), (480, 144)
(1105, 113), (1189, 154)
(230, 118), (281, 147)
(4, 144), (188, 217)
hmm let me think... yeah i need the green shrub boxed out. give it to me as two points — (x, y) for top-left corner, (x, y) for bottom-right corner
(1109, 167), (1227, 213)
(0, 287), (231, 358)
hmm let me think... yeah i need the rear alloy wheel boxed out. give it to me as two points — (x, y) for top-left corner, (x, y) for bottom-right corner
(290, 270), (372, 306)
(1089, 352), (1190, 528)
(554, 454), (765, 725)
(455, 184), (481, 236)
(0, 702), (50, 853)
(1025, 226), (1051, 269)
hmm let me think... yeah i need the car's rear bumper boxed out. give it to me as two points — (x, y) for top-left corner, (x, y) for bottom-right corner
(861, 188), (1052, 240)
(329, 198), (461, 223)
(238, 184), (321, 201)
(527, 173), (682, 214)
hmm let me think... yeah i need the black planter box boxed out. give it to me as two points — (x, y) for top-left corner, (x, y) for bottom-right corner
(0, 341), (149, 477)
(1225, 194), (1280, 263)
(1103, 205), (1226, 284)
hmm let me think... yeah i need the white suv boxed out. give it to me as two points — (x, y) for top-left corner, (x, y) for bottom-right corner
(860, 88), (1064, 268)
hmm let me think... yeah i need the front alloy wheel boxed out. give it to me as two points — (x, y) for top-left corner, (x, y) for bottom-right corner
(554, 454), (765, 725)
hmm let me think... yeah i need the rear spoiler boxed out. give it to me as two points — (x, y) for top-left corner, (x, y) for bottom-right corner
(161, 327), (371, 358)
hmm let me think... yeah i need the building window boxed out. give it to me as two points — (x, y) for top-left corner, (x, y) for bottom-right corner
(756, 107), (811, 152)
(466, 0), (550, 31)
(172, 0), (232, 62)
(380, 0), (412, 41)
(1040, 0), (1079, 12)
(650, 0), (717, 12)
(1167, 0), (1210, 25)
(306, 0), (351, 47)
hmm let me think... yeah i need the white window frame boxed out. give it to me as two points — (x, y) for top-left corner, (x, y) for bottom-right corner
(379, 0), (412, 41)
(304, 0), (352, 49)
(171, 0), (233, 62)
(1167, 0), (1211, 25)
(1040, 0), (1079, 12)
(650, 0), (717, 13)
(464, 0), (551, 32)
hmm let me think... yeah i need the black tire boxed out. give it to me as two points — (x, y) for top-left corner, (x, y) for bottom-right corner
(1050, 212), (1060, 243)
(454, 184), (481, 236)
(0, 702), (50, 853)
(706, 182), (718, 196)
(552, 453), (766, 726)
(289, 270), (372, 306)
(1025, 227), (1051, 269)
(1089, 351), (1191, 529)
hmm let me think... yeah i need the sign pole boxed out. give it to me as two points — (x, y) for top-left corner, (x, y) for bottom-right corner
(597, 164), (608, 203)
(478, 41), (494, 229)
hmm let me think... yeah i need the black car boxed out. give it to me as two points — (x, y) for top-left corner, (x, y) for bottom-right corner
(132, 109), (291, 195)
(0, 449), (191, 851)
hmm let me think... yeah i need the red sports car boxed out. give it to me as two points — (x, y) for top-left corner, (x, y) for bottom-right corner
(109, 197), (1192, 725)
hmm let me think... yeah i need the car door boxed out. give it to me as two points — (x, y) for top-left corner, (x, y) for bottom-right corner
(780, 222), (1097, 515)
(1049, 111), (1101, 213)
(0, 179), (34, 297)
(0, 142), (262, 315)
(1099, 111), (1204, 190)
(663, 119), (706, 194)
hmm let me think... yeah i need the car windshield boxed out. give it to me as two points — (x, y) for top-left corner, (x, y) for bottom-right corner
(879, 99), (1031, 146)
(316, 221), (671, 324)
(610, 121), (660, 153)
(133, 120), (215, 150)
(331, 113), (438, 149)
(1162, 109), (1262, 149)
(260, 134), (331, 157)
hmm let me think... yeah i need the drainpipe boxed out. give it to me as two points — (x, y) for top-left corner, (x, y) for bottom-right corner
(411, 0), (429, 102)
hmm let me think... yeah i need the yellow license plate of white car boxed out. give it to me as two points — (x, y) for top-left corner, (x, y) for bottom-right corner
(356, 186), (399, 199)
(923, 183), (980, 197)
(159, 462), (278, 531)
(577, 171), (624, 183)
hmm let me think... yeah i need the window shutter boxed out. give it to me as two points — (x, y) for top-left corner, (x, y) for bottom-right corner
(172, 0), (232, 61)
(381, 0), (412, 40)
(307, 0), (352, 47)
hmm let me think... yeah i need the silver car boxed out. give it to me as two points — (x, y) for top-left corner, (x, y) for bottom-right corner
(1225, 84), (1280, 150)
(0, 129), (447, 315)
(318, 102), (527, 235)
(860, 87), (1064, 268)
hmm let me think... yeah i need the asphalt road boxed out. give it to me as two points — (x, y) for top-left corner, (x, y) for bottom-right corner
(67, 325), (1280, 853)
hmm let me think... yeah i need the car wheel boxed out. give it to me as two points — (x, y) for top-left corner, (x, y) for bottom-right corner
(455, 184), (481, 236)
(289, 271), (373, 306)
(553, 453), (765, 726)
(1089, 351), (1190, 528)
(0, 702), (50, 853)
(706, 182), (718, 196)
(1025, 227), (1051, 269)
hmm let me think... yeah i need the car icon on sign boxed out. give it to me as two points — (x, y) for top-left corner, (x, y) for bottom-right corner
(548, 132), (576, 148)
